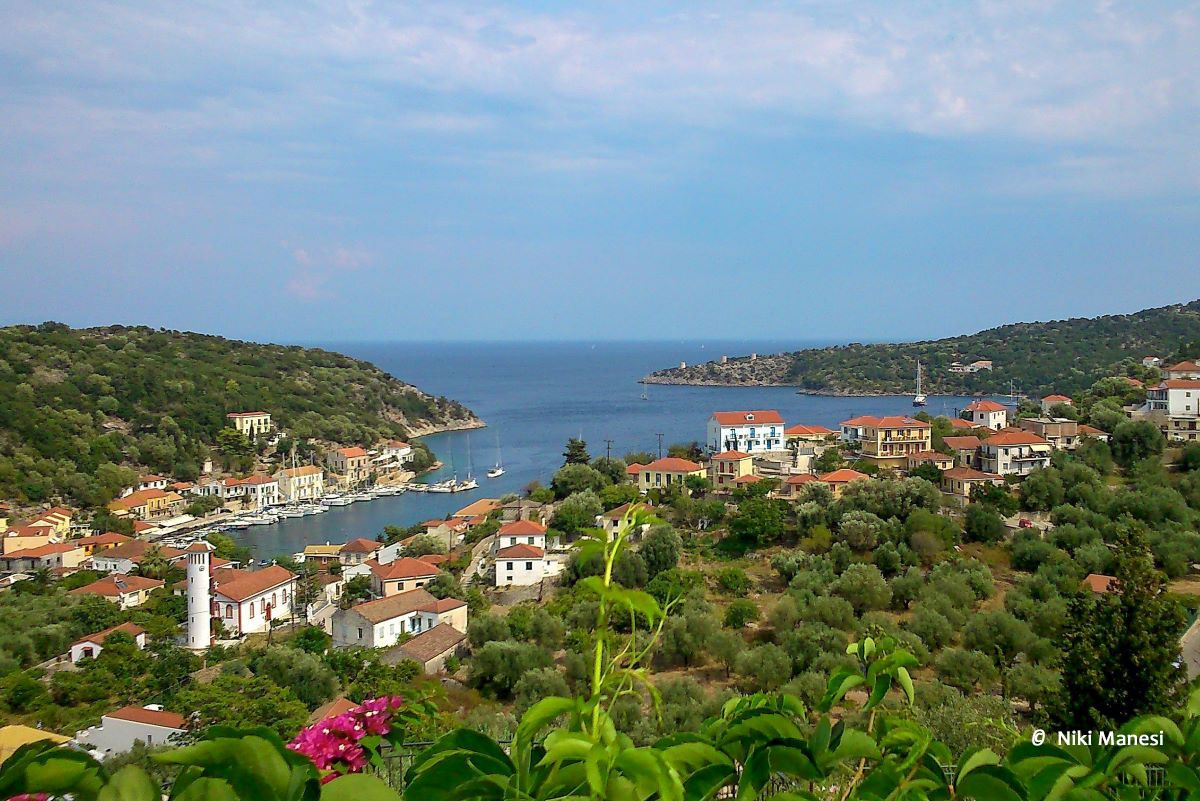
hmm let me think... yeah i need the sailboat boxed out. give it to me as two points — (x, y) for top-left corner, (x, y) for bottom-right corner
(487, 432), (505, 478)
(912, 360), (927, 407)
(456, 433), (478, 491)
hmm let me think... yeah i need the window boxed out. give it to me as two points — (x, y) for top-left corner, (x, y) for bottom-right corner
(507, 562), (514, 570)
(248, 603), (255, 618)
(282, 589), (288, 605)
(357, 627), (363, 639)
(525, 562), (533, 570)
(225, 605), (233, 618)
(271, 592), (277, 607)
(528, 537), (534, 544)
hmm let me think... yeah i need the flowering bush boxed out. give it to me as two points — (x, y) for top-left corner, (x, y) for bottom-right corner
(288, 696), (406, 780)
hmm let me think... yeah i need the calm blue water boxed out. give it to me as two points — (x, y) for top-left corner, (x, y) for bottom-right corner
(233, 341), (984, 557)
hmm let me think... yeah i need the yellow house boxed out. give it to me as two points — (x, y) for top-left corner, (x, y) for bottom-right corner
(108, 489), (179, 519)
(816, 468), (871, 498)
(906, 450), (955, 472)
(857, 417), (933, 468)
(226, 411), (273, 440)
(940, 467), (1004, 507)
(1, 526), (55, 555)
(27, 507), (72, 537)
(69, 575), (164, 609)
(708, 451), (754, 489)
(637, 457), (705, 492)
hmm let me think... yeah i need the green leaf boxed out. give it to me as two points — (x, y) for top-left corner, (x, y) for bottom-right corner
(173, 777), (241, 801)
(98, 766), (158, 801)
(516, 696), (577, 747)
(955, 765), (1024, 801)
(319, 773), (402, 801)
(956, 748), (1001, 781)
(895, 666), (915, 706)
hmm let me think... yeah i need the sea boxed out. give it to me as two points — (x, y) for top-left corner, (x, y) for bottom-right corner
(230, 341), (986, 558)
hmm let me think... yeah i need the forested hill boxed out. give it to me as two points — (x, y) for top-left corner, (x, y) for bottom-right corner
(0, 323), (479, 507)
(644, 300), (1200, 396)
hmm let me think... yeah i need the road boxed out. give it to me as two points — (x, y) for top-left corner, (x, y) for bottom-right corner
(464, 534), (495, 584)
(1181, 617), (1200, 680)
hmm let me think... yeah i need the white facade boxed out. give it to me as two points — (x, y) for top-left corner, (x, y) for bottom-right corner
(1146, 383), (1200, 417)
(707, 412), (785, 454)
(69, 628), (146, 663)
(964, 402), (1008, 431)
(495, 545), (546, 587)
(213, 579), (295, 636)
(333, 607), (443, 649)
(75, 707), (186, 758)
(186, 546), (211, 650)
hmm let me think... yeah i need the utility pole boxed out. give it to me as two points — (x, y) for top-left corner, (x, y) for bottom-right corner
(656, 433), (664, 459)
(604, 439), (613, 460)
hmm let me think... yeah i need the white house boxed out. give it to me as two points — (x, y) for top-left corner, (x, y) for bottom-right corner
(1145, 379), (1200, 441)
(276, 465), (325, 502)
(219, 475), (280, 508)
(69, 622), (146, 663)
(963, 400), (1008, 431)
(707, 411), (785, 454)
(136, 475), (169, 493)
(493, 519), (547, 551)
(978, 430), (1053, 477)
(378, 440), (413, 465)
(495, 543), (546, 587)
(1142, 356), (1162, 368)
(75, 705), (187, 758)
(1166, 361), (1200, 380)
(840, 416), (875, 443)
(207, 564), (297, 636)
(331, 589), (467, 649)
(90, 540), (185, 575)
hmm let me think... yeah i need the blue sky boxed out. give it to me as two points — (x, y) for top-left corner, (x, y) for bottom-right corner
(1, 1), (1198, 342)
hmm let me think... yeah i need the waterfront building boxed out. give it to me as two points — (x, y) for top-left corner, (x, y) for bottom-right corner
(107, 489), (184, 520)
(276, 465), (324, 502)
(707, 410), (786, 454)
(220, 475), (280, 508)
(326, 447), (372, 484)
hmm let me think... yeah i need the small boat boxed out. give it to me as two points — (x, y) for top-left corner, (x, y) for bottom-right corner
(257, 559), (270, 567)
(453, 477), (478, 492)
(327, 496), (353, 506)
(278, 507), (305, 518)
(487, 433), (505, 478)
(913, 360), (927, 407)
(426, 481), (453, 493)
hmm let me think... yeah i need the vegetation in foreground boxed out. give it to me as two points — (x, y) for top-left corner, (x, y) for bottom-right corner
(5, 507), (1200, 800)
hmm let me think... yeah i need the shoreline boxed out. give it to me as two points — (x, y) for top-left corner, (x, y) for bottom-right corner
(639, 378), (1001, 398)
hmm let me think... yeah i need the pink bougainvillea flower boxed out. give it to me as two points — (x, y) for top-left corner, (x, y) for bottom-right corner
(287, 696), (405, 775)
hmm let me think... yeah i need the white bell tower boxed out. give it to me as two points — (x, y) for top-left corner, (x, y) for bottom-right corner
(185, 542), (212, 650)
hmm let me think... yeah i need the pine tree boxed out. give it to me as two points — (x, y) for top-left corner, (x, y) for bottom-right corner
(562, 437), (590, 465)
(1052, 522), (1187, 729)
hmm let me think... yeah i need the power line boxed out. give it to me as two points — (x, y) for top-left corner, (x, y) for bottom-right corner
(656, 433), (664, 458)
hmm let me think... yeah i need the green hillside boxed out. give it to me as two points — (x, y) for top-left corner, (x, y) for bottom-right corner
(646, 300), (1200, 395)
(0, 323), (479, 508)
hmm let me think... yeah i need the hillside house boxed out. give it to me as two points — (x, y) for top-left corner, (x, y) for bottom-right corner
(69, 575), (163, 609)
(75, 706), (187, 758)
(857, 417), (933, 468)
(226, 411), (273, 441)
(708, 451), (755, 489)
(978, 429), (1052, 476)
(69, 623), (146, 663)
(495, 543), (547, 587)
(940, 467), (1004, 507)
(332, 589), (466, 649)
(388, 623), (467, 674)
(963, 400), (1008, 431)
(637, 457), (705, 493)
(707, 410), (786, 454)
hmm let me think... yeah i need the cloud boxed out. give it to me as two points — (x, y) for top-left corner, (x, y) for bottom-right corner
(0, 0), (1197, 197)
(285, 271), (328, 302)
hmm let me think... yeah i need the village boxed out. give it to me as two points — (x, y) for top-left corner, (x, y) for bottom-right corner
(0, 357), (1199, 763)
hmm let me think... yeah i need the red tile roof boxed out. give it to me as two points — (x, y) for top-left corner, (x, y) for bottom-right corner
(92, 540), (184, 563)
(369, 557), (441, 581)
(711, 410), (784, 426)
(943, 436), (983, 450)
(498, 520), (546, 536)
(106, 706), (186, 729)
(784, 474), (819, 485)
(942, 467), (1001, 481)
(69, 575), (163, 597)
(626, 463), (644, 475)
(418, 597), (467, 613)
(785, 424), (835, 436)
(397, 623), (466, 664)
(110, 489), (171, 509)
(336, 447), (369, 458)
(983, 430), (1049, 447)
(1083, 573), (1117, 594)
(1120, 376), (1144, 387)
(2, 542), (80, 558)
(733, 474), (761, 484)
(73, 622), (145, 647)
(310, 697), (359, 723)
(339, 538), (380, 554)
(818, 469), (870, 483)
(212, 565), (295, 602)
(965, 400), (1007, 413)
(907, 450), (951, 462)
(869, 416), (931, 429)
(496, 543), (545, 558)
(1042, 394), (1072, 402)
(641, 457), (703, 473)
(947, 418), (977, 430)
(1167, 361), (1200, 372)
(710, 450), (753, 460)
(840, 415), (880, 427)
(227, 411), (268, 417)
(347, 589), (438, 623)
(75, 532), (133, 548)
(1160, 379), (1200, 389)
(1078, 424), (1106, 435)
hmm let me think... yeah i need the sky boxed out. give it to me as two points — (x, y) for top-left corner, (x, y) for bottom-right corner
(1, 1), (1199, 343)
